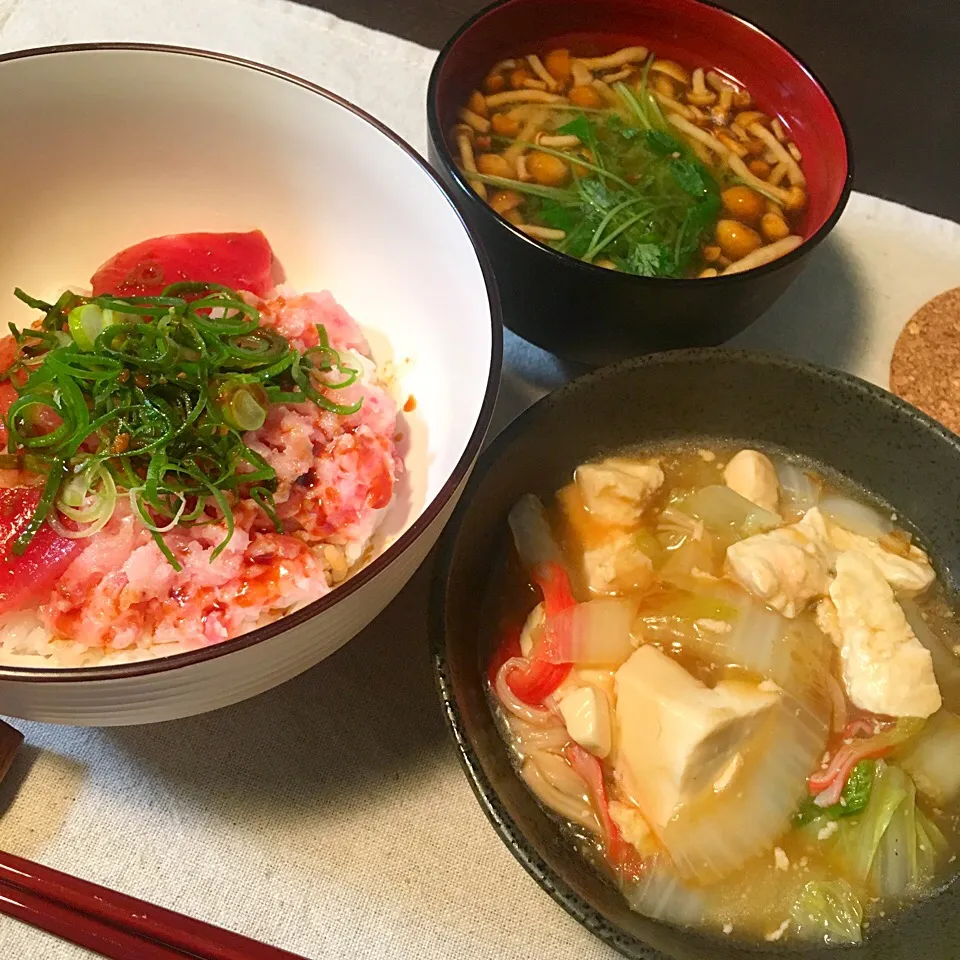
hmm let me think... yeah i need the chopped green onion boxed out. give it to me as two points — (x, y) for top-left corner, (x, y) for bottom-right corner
(68, 303), (113, 351)
(1, 283), (365, 565)
(220, 384), (268, 431)
(50, 463), (117, 538)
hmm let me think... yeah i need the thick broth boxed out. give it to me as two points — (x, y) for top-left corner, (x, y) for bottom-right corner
(483, 442), (960, 944)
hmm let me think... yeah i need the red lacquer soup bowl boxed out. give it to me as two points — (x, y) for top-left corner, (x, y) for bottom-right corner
(427, 0), (853, 365)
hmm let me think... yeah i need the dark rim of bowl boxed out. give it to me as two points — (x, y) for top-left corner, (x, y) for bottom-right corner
(426, 0), (855, 286)
(0, 42), (504, 683)
(429, 347), (960, 958)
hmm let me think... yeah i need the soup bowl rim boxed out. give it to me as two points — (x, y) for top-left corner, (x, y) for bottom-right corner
(426, 0), (855, 286)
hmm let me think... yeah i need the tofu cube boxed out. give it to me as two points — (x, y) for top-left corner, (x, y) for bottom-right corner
(825, 550), (941, 717)
(558, 685), (612, 758)
(723, 449), (780, 515)
(725, 507), (834, 617)
(614, 645), (780, 829)
(575, 458), (664, 527)
(582, 532), (653, 596)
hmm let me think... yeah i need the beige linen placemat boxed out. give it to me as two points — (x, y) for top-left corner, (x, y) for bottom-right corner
(0, 0), (958, 957)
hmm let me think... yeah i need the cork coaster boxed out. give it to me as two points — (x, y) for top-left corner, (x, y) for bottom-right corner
(890, 287), (960, 434)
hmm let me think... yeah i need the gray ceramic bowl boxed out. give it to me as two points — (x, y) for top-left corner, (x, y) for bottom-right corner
(431, 350), (960, 960)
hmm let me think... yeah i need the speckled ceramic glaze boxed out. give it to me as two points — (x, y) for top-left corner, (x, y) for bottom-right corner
(431, 350), (960, 960)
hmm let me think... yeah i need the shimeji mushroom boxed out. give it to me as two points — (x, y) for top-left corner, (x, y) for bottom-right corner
(521, 78), (549, 91)
(574, 46), (648, 71)
(534, 132), (581, 148)
(667, 114), (729, 158)
(686, 68), (717, 107)
(690, 140), (714, 165)
(748, 122), (806, 186)
(768, 161), (790, 187)
(591, 78), (620, 106)
(721, 235), (803, 274)
(712, 87), (734, 121)
(503, 109), (548, 170)
(736, 110), (767, 129)
(602, 66), (635, 84)
(725, 153), (794, 205)
(457, 107), (491, 134)
(485, 89), (567, 107)
(526, 54), (558, 91)
(650, 59), (690, 85)
(704, 71), (736, 119)
(705, 70), (736, 94)
(570, 60), (594, 88)
(787, 141), (803, 163)
(454, 126), (486, 199)
(717, 130), (748, 157)
(519, 224), (567, 241)
(771, 118), (788, 143)
(655, 91), (695, 120)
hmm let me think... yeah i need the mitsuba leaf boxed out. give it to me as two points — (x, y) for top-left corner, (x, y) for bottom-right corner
(577, 178), (617, 211)
(558, 114), (593, 141)
(669, 159), (711, 198)
(622, 243), (667, 278)
(539, 201), (580, 232)
(607, 114), (641, 140)
(644, 129), (685, 156)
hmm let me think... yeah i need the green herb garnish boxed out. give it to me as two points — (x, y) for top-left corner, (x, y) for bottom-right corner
(470, 64), (725, 278)
(3, 284), (362, 569)
(796, 760), (877, 825)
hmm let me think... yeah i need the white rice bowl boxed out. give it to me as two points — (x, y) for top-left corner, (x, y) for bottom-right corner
(0, 45), (499, 724)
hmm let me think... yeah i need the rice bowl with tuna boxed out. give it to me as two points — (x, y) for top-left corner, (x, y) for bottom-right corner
(0, 231), (403, 667)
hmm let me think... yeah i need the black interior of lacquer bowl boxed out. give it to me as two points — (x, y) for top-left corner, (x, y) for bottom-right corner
(431, 349), (960, 960)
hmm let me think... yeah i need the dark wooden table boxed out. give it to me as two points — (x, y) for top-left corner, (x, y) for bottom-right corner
(300, 0), (960, 223)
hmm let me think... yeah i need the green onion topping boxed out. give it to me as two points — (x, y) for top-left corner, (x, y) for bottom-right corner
(2, 283), (363, 569)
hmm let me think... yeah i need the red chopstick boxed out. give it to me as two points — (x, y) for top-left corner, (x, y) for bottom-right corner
(0, 849), (310, 960)
(0, 881), (187, 960)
